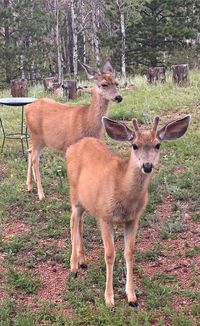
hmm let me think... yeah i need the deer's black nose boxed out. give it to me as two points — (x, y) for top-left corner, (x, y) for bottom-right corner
(115, 95), (123, 103)
(143, 163), (153, 173)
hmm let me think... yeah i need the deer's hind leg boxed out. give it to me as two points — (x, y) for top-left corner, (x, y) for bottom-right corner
(31, 143), (44, 200)
(78, 216), (87, 268)
(27, 146), (33, 192)
(70, 203), (86, 274)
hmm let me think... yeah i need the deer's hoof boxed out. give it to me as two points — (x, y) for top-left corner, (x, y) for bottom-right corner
(27, 185), (33, 192)
(38, 194), (45, 201)
(105, 296), (114, 308)
(129, 300), (139, 308)
(106, 301), (114, 308)
(80, 263), (88, 270)
(69, 271), (78, 279)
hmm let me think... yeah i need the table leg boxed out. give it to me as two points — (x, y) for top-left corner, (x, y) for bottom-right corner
(0, 117), (6, 153)
(25, 125), (29, 149)
(20, 105), (29, 155)
(0, 105), (29, 156)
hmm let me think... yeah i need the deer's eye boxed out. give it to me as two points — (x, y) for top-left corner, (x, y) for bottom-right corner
(102, 84), (108, 88)
(155, 143), (161, 150)
(132, 144), (138, 150)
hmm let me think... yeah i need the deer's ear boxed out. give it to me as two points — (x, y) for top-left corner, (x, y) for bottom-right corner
(102, 117), (134, 141)
(79, 61), (98, 80)
(101, 60), (114, 74)
(157, 115), (191, 141)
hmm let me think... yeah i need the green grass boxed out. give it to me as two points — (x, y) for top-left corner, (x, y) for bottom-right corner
(0, 300), (68, 326)
(109, 70), (200, 120)
(0, 72), (200, 325)
(160, 217), (188, 240)
(143, 279), (174, 309)
(191, 211), (200, 222)
(6, 267), (41, 294)
(136, 243), (162, 262)
(185, 245), (200, 258)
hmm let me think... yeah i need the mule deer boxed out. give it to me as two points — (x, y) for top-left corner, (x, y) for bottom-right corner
(66, 115), (190, 307)
(25, 60), (122, 200)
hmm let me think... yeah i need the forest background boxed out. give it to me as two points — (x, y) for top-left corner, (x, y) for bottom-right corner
(1, 0), (200, 87)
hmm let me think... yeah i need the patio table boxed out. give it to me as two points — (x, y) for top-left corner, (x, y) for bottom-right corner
(0, 97), (37, 155)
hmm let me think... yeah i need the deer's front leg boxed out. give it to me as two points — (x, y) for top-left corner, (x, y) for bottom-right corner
(124, 218), (139, 307)
(100, 220), (115, 307)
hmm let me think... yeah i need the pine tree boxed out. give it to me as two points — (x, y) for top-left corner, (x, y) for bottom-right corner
(0, 0), (54, 84)
(126, 0), (200, 67)
(103, 0), (146, 77)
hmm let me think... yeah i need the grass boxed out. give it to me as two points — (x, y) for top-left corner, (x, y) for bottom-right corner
(160, 217), (188, 240)
(109, 70), (200, 120)
(6, 267), (41, 294)
(0, 71), (200, 325)
(185, 245), (200, 258)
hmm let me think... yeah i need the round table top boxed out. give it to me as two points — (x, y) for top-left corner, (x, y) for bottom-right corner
(0, 97), (37, 106)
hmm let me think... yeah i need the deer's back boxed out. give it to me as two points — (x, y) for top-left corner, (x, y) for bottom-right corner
(25, 98), (94, 152)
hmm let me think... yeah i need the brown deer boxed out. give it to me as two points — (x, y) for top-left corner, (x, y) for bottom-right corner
(25, 60), (122, 200)
(66, 115), (190, 307)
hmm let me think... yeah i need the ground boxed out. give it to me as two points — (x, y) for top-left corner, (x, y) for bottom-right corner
(0, 80), (200, 325)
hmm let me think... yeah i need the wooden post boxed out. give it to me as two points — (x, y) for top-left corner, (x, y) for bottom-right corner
(10, 79), (28, 97)
(172, 64), (189, 86)
(147, 67), (166, 84)
(43, 77), (58, 92)
(62, 80), (77, 100)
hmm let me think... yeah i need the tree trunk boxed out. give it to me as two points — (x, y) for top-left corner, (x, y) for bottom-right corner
(4, 0), (12, 83)
(82, 31), (86, 64)
(172, 64), (189, 86)
(55, 0), (63, 84)
(63, 80), (77, 100)
(91, 0), (100, 67)
(71, 0), (78, 77)
(20, 55), (25, 79)
(120, 10), (126, 79)
(65, 8), (73, 75)
(81, 1), (87, 64)
(68, 80), (77, 99)
(30, 62), (36, 85)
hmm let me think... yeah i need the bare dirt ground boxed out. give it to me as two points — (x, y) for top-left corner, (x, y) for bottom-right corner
(1, 199), (199, 316)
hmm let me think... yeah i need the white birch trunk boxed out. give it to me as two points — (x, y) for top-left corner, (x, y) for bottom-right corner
(71, 0), (78, 77)
(81, 1), (86, 64)
(120, 10), (126, 80)
(20, 55), (25, 79)
(55, 0), (62, 83)
(83, 31), (86, 64)
(91, 0), (100, 66)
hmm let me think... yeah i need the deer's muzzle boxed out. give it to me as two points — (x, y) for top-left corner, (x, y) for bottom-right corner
(142, 163), (153, 174)
(114, 95), (123, 103)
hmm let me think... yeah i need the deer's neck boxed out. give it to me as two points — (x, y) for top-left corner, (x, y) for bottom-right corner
(122, 154), (151, 198)
(88, 88), (110, 134)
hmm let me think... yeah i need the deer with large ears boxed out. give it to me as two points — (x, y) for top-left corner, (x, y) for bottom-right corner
(25, 60), (122, 200)
(66, 115), (190, 307)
